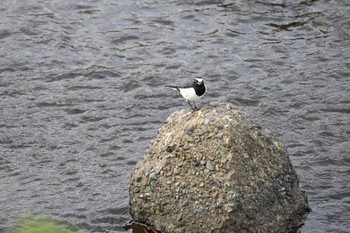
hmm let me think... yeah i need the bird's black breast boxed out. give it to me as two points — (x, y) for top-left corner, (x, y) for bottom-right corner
(193, 83), (206, 96)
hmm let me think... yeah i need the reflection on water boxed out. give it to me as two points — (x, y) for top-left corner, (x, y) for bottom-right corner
(124, 221), (156, 233)
(0, 0), (349, 232)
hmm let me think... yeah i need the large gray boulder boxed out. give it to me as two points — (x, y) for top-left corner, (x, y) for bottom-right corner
(129, 103), (309, 233)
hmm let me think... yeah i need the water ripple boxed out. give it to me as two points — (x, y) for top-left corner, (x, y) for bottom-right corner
(0, 0), (349, 232)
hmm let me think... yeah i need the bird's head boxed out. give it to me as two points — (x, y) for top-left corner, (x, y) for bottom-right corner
(194, 77), (204, 85)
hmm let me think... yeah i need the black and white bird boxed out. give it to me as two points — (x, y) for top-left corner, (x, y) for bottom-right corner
(166, 78), (206, 110)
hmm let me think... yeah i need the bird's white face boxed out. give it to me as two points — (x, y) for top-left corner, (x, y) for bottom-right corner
(195, 78), (203, 84)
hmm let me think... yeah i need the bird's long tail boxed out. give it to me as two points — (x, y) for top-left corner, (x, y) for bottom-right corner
(165, 85), (180, 92)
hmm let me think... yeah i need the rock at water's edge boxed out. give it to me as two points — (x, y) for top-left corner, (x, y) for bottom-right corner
(129, 103), (309, 233)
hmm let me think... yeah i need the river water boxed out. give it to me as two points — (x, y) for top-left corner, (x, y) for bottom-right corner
(0, 0), (349, 232)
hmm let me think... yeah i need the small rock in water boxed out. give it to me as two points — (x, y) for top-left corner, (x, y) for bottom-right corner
(206, 160), (214, 171)
(205, 115), (216, 122)
(185, 125), (195, 135)
(177, 213), (183, 222)
(182, 200), (189, 207)
(183, 144), (190, 150)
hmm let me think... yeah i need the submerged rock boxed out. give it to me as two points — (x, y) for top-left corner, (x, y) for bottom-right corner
(129, 103), (309, 233)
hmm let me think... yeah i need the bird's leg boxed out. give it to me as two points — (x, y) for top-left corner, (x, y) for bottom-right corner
(193, 101), (198, 110)
(187, 100), (194, 109)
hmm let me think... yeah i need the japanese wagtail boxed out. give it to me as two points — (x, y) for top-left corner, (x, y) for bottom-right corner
(166, 78), (206, 110)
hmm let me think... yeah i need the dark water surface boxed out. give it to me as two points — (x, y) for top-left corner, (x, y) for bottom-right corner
(0, 0), (349, 232)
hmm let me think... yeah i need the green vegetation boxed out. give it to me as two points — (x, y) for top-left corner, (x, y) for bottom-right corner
(9, 216), (81, 233)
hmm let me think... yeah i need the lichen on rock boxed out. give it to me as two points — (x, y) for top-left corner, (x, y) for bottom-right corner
(129, 103), (309, 233)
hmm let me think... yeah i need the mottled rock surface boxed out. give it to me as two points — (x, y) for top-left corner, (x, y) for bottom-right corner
(129, 103), (309, 233)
